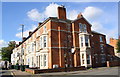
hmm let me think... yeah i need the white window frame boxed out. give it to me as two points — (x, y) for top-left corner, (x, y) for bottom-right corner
(40, 53), (48, 68)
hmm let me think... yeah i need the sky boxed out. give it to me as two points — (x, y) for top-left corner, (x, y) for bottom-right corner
(0, 2), (119, 48)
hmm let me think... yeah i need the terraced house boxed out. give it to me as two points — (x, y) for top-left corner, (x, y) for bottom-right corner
(11, 6), (115, 69)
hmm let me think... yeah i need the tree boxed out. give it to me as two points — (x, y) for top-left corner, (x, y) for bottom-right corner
(0, 41), (16, 62)
(116, 39), (120, 53)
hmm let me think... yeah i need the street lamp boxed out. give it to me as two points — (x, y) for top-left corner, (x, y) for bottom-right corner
(20, 24), (24, 65)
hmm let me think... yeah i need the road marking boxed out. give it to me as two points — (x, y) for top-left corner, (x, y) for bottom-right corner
(11, 71), (16, 77)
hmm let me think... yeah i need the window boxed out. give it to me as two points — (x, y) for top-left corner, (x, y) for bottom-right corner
(40, 37), (42, 48)
(32, 43), (34, 52)
(81, 37), (83, 47)
(101, 55), (106, 63)
(36, 41), (40, 51)
(40, 55), (43, 66)
(36, 56), (38, 67)
(82, 54), (85, 64)
(79, 23), (87, 33)
(44, 54), (47, 67)
(87, 55), (90, 64)
(44, 26), (47, 33)
(100, 44), (104, 52)
(28, 58), (30, 65)
(32, 57), (34, 66)
(43, 36), (47, 47)
(100, 36), (103, 42)
(85, 36), (89, 46)
(95, 55), (98, 63)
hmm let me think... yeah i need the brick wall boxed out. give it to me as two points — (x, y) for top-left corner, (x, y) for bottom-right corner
(107, 61), (120, 67)
(25, 66), (86, 74)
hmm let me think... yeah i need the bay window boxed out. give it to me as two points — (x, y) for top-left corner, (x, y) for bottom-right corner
(80, 35), (89, 48)
(81, 37), (83, 47)
(40, 54), (47, 67)
(85, 36), (89, 46)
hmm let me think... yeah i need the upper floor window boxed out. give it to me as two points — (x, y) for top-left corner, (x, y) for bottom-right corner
(79, 23), (87, 33)
(40, 37), (43, 48)
(100, 36), (103, 42)
(100, 44), (104, 52)
(43, 36), (47, 47)
(85, 36), (89, 46)
(81, 37), (83, 47)
(44, 26), (47, 33)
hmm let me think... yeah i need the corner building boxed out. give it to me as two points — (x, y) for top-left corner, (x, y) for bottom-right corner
(11, 6), (114, 69)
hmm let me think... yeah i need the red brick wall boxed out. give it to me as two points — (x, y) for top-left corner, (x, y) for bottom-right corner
(91, 32), (107, 67)
(107, 61), (120, 67)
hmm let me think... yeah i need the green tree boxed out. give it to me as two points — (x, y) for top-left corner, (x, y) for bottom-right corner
(116, 39), (120, 53)
(0, 41), (16, 62)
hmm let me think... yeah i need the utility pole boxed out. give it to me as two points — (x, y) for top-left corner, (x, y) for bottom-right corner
(20, 24), (24, 65)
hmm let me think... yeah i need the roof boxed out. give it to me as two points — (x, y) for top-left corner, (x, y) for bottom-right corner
(16, 17), (71, 48)
(71, 16), (92, 27)
(92, 31), (105, 36)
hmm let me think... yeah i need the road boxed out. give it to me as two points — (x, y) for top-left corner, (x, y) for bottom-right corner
(0, 67), (119, 77)
(0, 70), (14, 77)
(37, 67), (120, 77)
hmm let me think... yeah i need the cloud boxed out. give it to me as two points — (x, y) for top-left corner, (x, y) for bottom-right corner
(0, 40), (8, 49)
(91, 22), (117, 43)
(27, 3), (59, 22)
(27, 8), (45, 22)
(45, 3), (59, 17)
(83, 6), (103, 20)
(16, 25), (37, 38)
(67, 10), (79, 20)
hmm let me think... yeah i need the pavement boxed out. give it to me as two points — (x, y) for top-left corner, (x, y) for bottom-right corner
(0, 67), (119, 77)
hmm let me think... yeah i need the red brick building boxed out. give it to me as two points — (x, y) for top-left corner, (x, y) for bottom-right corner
(11, 6), (115, 69)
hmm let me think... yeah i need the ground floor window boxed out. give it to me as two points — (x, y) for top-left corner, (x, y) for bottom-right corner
(87, 54), (90, 64)
(40, 54), (48, 67)
(101, 55), (106, 63)
(82, 53), (85, 64)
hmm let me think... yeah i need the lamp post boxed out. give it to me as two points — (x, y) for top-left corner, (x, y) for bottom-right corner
(20, 24), (24, 65)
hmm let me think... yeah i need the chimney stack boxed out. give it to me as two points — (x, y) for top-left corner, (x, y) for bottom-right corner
(38, 22), (42, 26)
(22, 37), (26, 41)
(29, 31), (32, 35)
(77, 13), (83, 19)
(57, 5), (66, 20)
